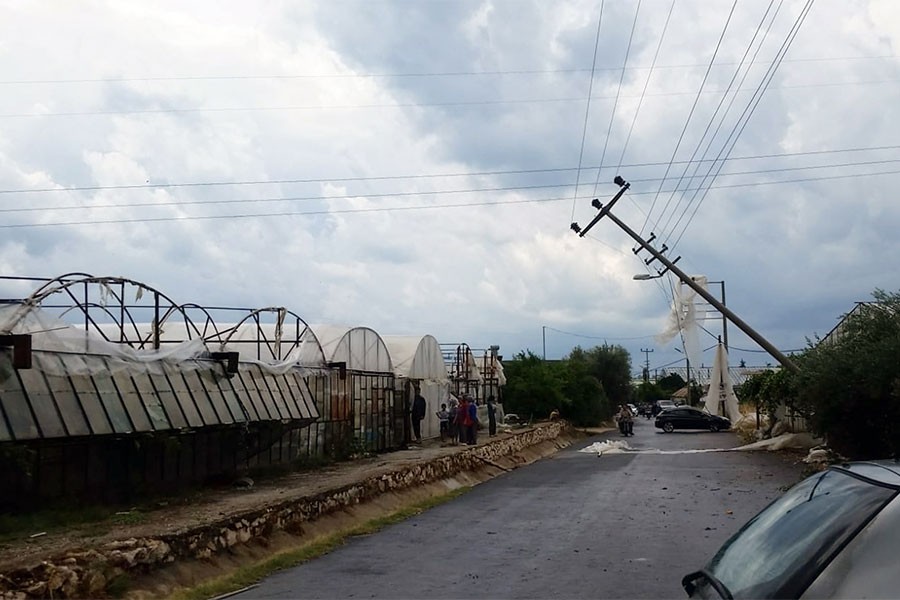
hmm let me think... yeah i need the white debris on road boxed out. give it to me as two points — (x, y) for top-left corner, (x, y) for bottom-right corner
(732, 432), (821, 452)
(578, 440), (633, 455)
(580, 433), (822, 457)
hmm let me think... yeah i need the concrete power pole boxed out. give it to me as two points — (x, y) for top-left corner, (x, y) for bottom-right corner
(640, 347), (654, 382)
(571, 177), (799, 373)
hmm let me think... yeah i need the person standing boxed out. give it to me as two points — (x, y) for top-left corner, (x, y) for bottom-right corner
(467, 395), (478, 445)
(436, 403), (450, 442)
(448, 397), (459, 445)
(487, 396), (497, 436)
(456, 395), (470, 445)
(411, 389), (426, 443)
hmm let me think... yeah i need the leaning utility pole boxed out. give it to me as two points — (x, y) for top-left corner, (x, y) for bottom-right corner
(571, 176), (799, 373)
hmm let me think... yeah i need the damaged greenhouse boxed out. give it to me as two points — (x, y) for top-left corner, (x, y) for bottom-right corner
(0, 274), (506, 510)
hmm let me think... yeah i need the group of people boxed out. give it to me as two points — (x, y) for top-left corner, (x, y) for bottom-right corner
(616, 404), (635, 437)
(410, 389), (498, 446)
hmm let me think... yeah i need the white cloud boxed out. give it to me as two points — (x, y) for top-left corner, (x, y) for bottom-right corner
(0, 0), (897, 375)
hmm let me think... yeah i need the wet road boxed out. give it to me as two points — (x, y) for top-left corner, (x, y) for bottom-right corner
(237, 417), (804, 599)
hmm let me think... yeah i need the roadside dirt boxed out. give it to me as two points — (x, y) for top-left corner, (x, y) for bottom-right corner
(127, 432), (586, 599)
(0, 425), (591, 582)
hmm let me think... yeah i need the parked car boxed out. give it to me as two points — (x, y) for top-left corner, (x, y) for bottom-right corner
(657, 399), (677, 412)
(654, 407), (730, 432)
(682, 460), (900, 599)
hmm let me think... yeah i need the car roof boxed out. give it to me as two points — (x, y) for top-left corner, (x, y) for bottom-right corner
(831, 461), (900, 488)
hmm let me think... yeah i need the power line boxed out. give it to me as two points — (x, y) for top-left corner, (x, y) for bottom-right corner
(571, 0), (606, 223)
(657, 0), (779, 238)
(641, 0), (739, 238)
(658, 0), (783, 242)
(4, 164), (899, 230)
(0, 182), (581, 213)
(6, 156), (900, 215)
(0, 194), (584, 229)
(3, 76), (899, 119)
(662, 0), (787, 244)
(5, 143), (898, 196)
(543, 326), (656, 341)
(0, 54), (895, 85)
(616, 0), (676, 172)
(669, 0), (816, 249)
(594, 0), (643, 185)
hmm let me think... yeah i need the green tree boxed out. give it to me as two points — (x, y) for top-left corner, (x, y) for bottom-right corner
(657, 373), (686, 397)
(561, 348), (610, 426)
(793, 289), (900, 458)
(634, 381), (665, 404)
(581, 344), (633, 408)
(502, 350), (566, 421)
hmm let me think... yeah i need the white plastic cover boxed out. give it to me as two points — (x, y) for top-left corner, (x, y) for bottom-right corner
(656, 275), (705, 376)
(0, 304), (207, 376)
(704, 341), (741, 422)
(311, 325), (393, 373)
(93, 320), (328, 375)
(212, 322), (327, 370)
(381, 334), (447, 381)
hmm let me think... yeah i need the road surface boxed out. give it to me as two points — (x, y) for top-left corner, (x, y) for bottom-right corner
(236, 416), (805, 599)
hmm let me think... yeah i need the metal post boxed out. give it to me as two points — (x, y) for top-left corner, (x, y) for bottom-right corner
(542, 326), (546, 360)
(686, 355), (691, 405)
(700, 279), (728, 353)
(720, 280), (728, 351)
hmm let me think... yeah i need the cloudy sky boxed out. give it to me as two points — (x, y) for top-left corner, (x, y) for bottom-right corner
(1, 0), (897, 377)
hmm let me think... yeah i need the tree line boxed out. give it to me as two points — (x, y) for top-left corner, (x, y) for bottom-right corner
(737, 289), (900, 459)
(502, 344), (633, 427)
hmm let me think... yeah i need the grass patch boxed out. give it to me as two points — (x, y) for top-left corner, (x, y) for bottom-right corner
(170, 486), (472, 600)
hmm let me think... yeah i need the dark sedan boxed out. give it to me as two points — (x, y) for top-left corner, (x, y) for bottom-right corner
(654, 407), (730, 433)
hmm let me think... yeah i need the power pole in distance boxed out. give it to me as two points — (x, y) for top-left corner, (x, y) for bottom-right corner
(640, 348), (654, 382)
(571, 176), (799, 373)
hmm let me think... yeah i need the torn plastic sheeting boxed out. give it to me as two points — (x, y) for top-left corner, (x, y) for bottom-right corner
(579, 432), (821, 457)
(579, 440), (634, 455)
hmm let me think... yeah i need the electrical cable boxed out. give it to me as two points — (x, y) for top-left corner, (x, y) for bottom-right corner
(593, 0), (643, 190)
(7, 156), (899, 215)
(4, 74), (898, 119)
(640, 0), (739, 238)
(570, 0), (606, 223)
(5, 143), (896, 197)
(661, 0), (786, 244)
(668, 0), (816, 249)
(1, 77), (894, 119)
(656, 0), (779, 238)
(0, 54), (894, 85)
(3, 164), (898, 229)
(542, 326), (656, 341)
(615, 0), (676, 173)
(658, 0), (783, 241)
(6, 161), (900, 226)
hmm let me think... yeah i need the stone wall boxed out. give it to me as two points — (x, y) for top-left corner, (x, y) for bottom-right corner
(0, 422), (569, 599)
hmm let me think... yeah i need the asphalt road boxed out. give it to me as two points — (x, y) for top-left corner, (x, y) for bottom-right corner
(237, 417), (805, 599)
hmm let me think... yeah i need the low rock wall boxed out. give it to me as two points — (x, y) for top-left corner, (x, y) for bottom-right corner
(0, 422), (569, 599)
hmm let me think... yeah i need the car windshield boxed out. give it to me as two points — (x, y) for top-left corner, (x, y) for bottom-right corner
(700, 469), (897, 599)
